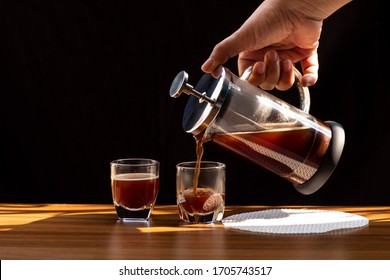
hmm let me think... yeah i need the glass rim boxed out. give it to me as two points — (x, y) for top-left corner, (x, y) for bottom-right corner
(110, 158), (159, 166)
(176, 161), (225, 170)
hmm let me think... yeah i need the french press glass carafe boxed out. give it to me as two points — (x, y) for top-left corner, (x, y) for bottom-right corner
(169, 67), (345, 195)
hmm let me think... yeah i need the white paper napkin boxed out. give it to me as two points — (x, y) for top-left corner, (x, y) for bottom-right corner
(222, 208), (369, 234)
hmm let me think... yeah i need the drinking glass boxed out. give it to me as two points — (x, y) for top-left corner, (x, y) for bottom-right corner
(110, 158), (159, 221)
(176, 161), (225, 223)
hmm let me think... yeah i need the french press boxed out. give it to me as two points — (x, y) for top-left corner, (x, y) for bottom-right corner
(169, 67), (345, 195)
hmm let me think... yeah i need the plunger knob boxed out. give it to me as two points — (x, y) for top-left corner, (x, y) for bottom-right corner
(169, 71), (216, 105)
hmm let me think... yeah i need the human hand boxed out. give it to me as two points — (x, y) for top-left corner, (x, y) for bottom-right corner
(201, 0), (350, 90)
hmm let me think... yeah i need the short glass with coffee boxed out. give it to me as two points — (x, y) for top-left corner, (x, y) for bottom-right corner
(176, 161), (225, 223)
(110, 158), (159, 221)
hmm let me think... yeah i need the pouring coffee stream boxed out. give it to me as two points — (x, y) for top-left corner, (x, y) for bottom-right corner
(169, 66), (345, 195)
(193, 133), (204, 194)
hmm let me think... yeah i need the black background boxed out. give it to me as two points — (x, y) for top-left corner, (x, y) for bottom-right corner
(1, 0), (388, 206)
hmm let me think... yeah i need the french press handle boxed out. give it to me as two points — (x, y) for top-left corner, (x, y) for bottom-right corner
(240, 66), (311, 113)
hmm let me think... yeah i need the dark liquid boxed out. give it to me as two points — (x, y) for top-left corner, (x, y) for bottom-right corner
(213, 126), (330, 184)
(112, 173), (159, 210)
(177, 187), (225, 223)
(193, 134), (204, 194)
(178, 187), (224, 214)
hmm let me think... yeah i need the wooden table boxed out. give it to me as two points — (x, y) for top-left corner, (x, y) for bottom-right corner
(1, 204), (390, 260)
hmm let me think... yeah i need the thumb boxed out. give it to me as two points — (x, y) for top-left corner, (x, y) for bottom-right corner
(201, 31), (249, 75)
(201, 4), (281, 75)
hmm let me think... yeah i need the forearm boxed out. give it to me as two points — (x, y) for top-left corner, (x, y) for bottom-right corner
(274, 0), (353, 20)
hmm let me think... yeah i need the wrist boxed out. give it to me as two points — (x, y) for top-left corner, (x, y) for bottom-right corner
(278, 0), (352, 20)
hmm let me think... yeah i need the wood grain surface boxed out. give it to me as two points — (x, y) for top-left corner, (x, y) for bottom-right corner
(1, 204), (389, 260)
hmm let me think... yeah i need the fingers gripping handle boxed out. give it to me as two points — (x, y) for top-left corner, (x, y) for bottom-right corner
(240, 66), (311, 113)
